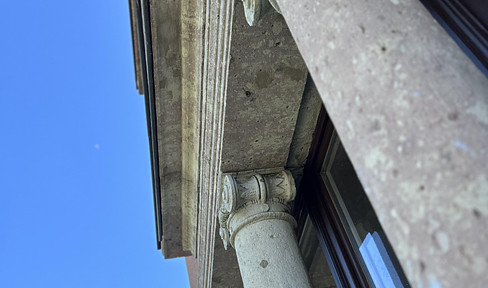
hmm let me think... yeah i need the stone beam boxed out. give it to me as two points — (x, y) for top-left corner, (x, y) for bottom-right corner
(276, 0), (488, 287)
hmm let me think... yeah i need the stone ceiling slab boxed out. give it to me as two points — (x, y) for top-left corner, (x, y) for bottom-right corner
(221, 1), (307, 172)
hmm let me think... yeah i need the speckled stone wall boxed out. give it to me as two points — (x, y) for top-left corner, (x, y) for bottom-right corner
(277, 0), (488, 287)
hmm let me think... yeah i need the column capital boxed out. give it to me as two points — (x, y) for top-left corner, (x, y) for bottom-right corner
(218, 170), (297, 249)
(241, 0), (281, 26)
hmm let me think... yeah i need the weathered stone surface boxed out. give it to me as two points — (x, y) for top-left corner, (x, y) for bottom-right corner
(277, 0), (488, 286)
(146, 0), (205, 259)
(150, 0), (188, 258)
(197, 0), (235, 287)
(147, 0), (206, 259)
(235, 220), (312, 288)
(180, 0), (205, 256)
(219, 171), (312, 288)
(287, 75), (322, 169)
(221, 1), (308, 172)
(218, 171), (297, 249)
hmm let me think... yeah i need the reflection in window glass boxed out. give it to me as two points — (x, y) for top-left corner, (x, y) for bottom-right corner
(360, 232), (404, 288)
(299, 215), (337, 288)
(328, 139), (381, 247)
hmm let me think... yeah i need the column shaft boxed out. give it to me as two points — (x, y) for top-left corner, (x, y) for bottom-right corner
(218, 171), (312, 288)
(234, 219), (312, 288)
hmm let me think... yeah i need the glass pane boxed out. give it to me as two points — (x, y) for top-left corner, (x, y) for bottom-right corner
(299, 215), (337, 288)
(321, 131), (409, 288)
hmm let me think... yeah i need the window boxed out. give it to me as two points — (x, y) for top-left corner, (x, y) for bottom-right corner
(295, 108), (410, 288)
(299, 215), (337, 288)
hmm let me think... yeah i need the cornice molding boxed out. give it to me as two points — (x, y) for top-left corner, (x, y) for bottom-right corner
(181, 0), (205, 257)
(196, 0), (235, 287)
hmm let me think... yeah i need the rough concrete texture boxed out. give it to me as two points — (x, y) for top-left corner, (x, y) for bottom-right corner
(148, 0), (204, 258)
(277, 0), (488, 287)
(221, 1), (308, 172)
(180, 0), (205, 255)
(287, 74), (322, 169)
(234, 219), (312, 288)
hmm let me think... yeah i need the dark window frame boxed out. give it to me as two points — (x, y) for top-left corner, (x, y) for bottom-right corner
(294, 106), (410, 288)
(294, 108), (370, 288)
(420, 0), (488, 76)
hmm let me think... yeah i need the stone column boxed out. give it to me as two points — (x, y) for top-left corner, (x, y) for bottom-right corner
(218, 170), (312, 288)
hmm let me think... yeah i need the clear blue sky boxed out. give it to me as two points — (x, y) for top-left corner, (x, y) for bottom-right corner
(0, 1), (189, 287)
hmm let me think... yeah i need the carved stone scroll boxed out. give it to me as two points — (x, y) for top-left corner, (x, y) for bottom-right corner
(218, 170), (312, 287)
(218, 170), (297, 249)
(241, 0), (281, 26)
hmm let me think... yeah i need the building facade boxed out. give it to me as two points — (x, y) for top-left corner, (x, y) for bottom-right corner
(129, 0), (488, 287)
